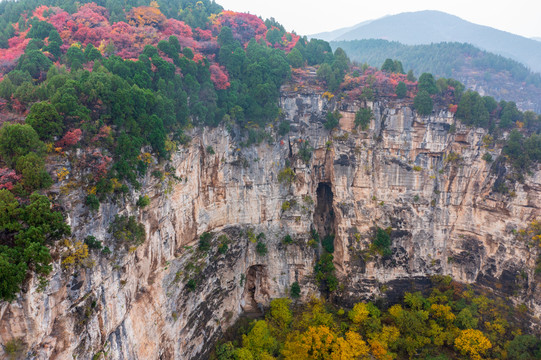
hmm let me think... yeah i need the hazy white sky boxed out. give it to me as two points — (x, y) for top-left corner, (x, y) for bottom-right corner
(217, 0), (541, 39)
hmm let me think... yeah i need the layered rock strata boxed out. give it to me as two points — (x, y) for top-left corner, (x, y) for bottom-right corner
(1, 89), (539, 359)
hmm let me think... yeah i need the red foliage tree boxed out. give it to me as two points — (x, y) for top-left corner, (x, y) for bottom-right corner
(192, 53), (204, 63)
(56, 128), (82, 148)
(0, 29), (31, 70)
(283, 33), (300, 52)
(84, 149), (112, 180)
(91, 125), (111, 142)
(194, 28), (212, 41)
(161, 19), (196, 48)
(32, 5), (50, 21)
(73, 25), (108, 46)
(73, 3), (109, 28)
(213, 11), (267, 44)
(209, 64), (230, 90)
(48, 9), (70, 32)
(0, 168), (22, 190)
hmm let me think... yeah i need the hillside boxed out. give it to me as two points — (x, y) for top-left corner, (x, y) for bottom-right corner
(0, 1), (540, 359)
(313, 10), (541, 73)
(331, 39), (541, 112)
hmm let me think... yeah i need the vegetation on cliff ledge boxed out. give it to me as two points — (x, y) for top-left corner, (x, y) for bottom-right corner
(213, 277), (541, 360)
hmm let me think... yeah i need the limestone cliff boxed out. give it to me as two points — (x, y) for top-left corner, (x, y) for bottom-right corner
(1, 88), (540, 359)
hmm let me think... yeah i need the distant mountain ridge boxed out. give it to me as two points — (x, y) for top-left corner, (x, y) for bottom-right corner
(312, 10), (541, 73)
(308, 20), (373, 42)
(331, 39), (541, 113)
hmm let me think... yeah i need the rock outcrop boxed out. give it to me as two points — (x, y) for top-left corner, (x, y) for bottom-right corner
(1, 88), (540, 359)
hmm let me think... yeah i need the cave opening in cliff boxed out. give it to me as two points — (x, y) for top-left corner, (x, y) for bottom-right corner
(314, 183), (335, 239)
(241, 265), (269, 315)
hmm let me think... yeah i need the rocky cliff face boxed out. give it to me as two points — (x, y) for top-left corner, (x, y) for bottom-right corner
(1, 88), (540, 359)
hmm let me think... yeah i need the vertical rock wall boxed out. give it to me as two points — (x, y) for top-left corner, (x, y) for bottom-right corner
(0, 90), (539, 359)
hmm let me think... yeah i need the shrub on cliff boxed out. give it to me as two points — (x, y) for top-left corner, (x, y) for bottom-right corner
(25, 102), (64, 141)
(256, 241), (267, 256)
(282, 234), (293, 245)
(136, 195), (150, 208)
(355, 108), (373, 130)
(186, 278), (196, 292)
(372, 227), (392, 257)
(218, 242), (228, 255)
(85, 195), (100, 211)
(414, 90), (433, 116)
(108, 215), (146, 246)
(84, 236), (103, 250)
(278, 167), (296, 185)
(322, 235), (335, 253)
(315, 252), (338, 292)
(14, 152), (52, 194)
(199, 232), (212, 252)
(298, 141), (313, 164)
(0, 123), (46, 167)
(290, 282), (301, 298)
(278, 121), (291, 136)
(395, 81), (407, 98)
(0, 191), (70, 301)
(324, 110), (342, 130)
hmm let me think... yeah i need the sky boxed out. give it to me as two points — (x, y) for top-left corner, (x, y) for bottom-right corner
(216, 0), (541, 39)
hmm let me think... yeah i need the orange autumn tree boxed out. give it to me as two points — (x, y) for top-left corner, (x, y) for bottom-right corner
(282, 325), (370, 360)
(367, 325), (400, 360)
(454, 329), (492, 360)
(282, 325), (335, 359)
(127, 6), (167, 28)
(330, 331), (370, 360)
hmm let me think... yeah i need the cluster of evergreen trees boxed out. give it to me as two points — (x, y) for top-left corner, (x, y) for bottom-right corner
(216, 26), (290, 128)
(454, 89), (541, 182)
(315, 47), (350, 92)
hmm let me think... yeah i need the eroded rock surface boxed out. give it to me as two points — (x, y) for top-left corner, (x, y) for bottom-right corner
(1, 89), (539, 359)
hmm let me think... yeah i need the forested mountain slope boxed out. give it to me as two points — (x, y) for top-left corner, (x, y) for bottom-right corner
(331, 39), (541, 112)
(313, 10), (541, 73)
(0, 1), (539, 359)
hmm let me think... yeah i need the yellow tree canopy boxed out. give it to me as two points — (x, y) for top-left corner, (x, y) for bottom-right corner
(282, 326), (370, 360)
(454, 329), (492, 360)
(330, 331), (370, 360)
(349, 303), (369, 324)
(126, 6), (166, 28)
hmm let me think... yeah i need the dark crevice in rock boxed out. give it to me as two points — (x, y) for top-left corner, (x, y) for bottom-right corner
(314, 182), (335, 239)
